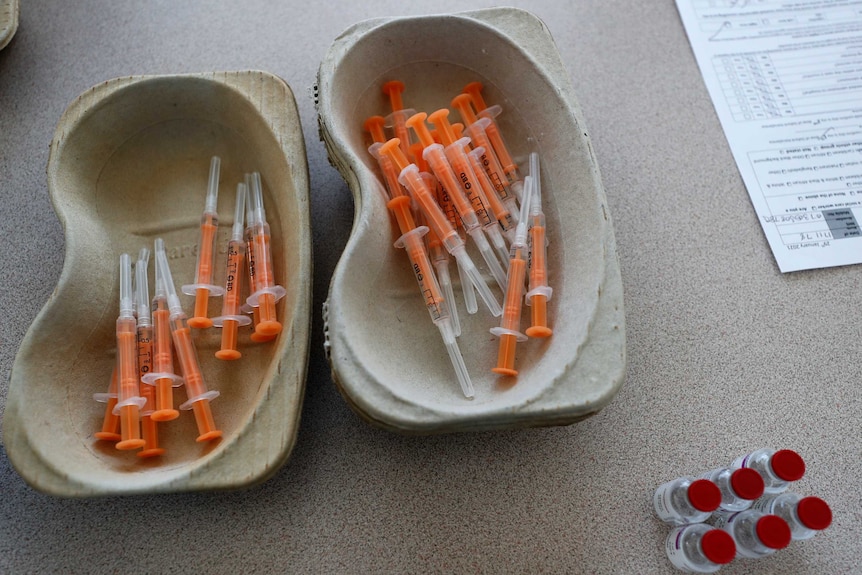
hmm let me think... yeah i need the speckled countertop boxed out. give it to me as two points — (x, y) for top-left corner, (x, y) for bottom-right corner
(0, 1), (858, 573)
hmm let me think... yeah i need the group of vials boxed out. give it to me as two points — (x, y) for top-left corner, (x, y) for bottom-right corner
(655, 448), (832, 573)
(93, 157), (285, 456)
(364, 80), (553, 398)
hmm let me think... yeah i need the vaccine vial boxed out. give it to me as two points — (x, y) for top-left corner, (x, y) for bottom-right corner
(715, 510), (792, 559)
(654, 477), (722, 525)
(731, 449), (805, 494)
(752, 493), (832, 541)
(701, 467), (764, 513)
(666, 524), (736, 573)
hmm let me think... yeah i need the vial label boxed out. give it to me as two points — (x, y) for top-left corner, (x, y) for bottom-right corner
(665, 527), (698, 572)
(713, 511), (740, 530)
(654, 483), (677, 522)
(750, 497), (774, 514)
(732, 454), (751, 469)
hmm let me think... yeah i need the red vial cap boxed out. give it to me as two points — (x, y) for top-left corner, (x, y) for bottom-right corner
(730, 468), (765, 500)
(701, 530), (736, 565)
(688, 479), (722, 512)
(756, 515), (792, 550)
(797, 497), (832, 531)
(770, 449), (805, 482)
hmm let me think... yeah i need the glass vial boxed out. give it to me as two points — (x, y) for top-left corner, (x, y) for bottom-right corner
(655, 477), (722, 525)
(666, 524), (736, 573)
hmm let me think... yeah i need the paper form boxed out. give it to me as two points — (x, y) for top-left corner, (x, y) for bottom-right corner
(675, 0), (862, 272)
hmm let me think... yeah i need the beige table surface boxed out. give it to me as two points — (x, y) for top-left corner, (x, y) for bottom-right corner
(1, 1), (859, 573)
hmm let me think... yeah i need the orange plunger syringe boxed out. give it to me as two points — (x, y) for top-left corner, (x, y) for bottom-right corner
(241, 174), (275, 343)
(134, 248), (164, 458)
(365, 115), (410, 203)
(141, 243), (183, 421)
(182, 156), (225, 328)
(427, 108), (511, 275)
(406, 112), (508, 295)
(375, 141), (474, 398)
(156, 238), (222, 442)
(382, 80), (414, 161)
(246, 173), (286, 337)
(415, 140), (478, 315)
(490, 175), (535, 377)
(114, 253), (146, 450)
(212, 182), (252, 359)
(379, 138), (502, 317)
(421, 172), (461, 337)
(93, 366), (121, 441)
(452, 93), (519, 229)
(524, 153), (553, 338)
(463, 82), (520, 181)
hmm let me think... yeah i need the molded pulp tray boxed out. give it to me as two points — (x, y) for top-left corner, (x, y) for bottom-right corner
(0, 0), (18, 50)
(3, 71), (312, 496)
(317, 8), (626, 433)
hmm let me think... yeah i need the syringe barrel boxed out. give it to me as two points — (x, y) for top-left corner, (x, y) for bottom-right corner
(169, 315), (211, 403)
(148, 300), (175, 375)
(193, 211), (219, 286)
(501, 250), (528, 332)
(145, 300), (181, 420)
(398, 164), (460, 249)
(528, 218), (549, 294)
(248, 220), (284, 335)
(115, 317), (140, 405)
(443, 140), (493, 228)
(220, 239), (246, 317)
(136, 325), (155, 415)
(244, 225), (257, 294)
(468, 147), (514, 231)
(478, 107), (518, 177)
(169, 312), (223, 440)
(369, 142), (409, 201)
(423, 145), (479, 231)
(466, 119), (512, 200)
(252, 221), (275, 289)
(394, 226), (447, 325)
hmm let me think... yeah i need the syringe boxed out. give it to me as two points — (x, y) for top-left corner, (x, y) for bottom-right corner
(382, 80), (415, 162)
(212, 182), (252, 359)
(418, 142), (479, 316)
(374, 144), (473, 398)
(156, 239), (222, 442)
(182, 156), (225, 328)
(241, 174), (275, 343)
(141, 247), (182, 422)
(246, 173), (286, 337)
(462, 82), (520, 182)
(134, 248), (164, 457)
(524, 153), (553, 338)
(451, 93), (519, 227)
(114, 253), (146, 450)
(379, 138), (502, 317)
(426, 109), (510, 284)
(93, 366), (121, 441)
(366, 120), (462, 335)
(420, 174), (461, 337)
(406, 112), (507, 294)
(466, 147), (516, 245)
(490, 175), (534, 377)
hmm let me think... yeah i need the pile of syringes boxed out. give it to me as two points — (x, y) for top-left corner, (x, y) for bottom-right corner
(364, 80), (554, 399)
(93, 157), (286, 456)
